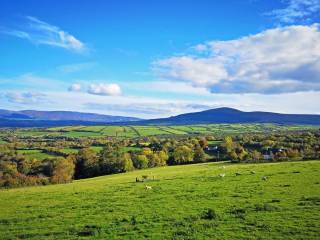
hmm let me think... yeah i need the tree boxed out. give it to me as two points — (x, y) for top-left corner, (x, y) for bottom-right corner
(100, 144), (132, 174)
(157, 150), (169, 166)
(287, 149), (300, 159)
(50, 156), (75, 184)
(223, 136), (234, 153)
(148, 153), (161, 168)
(198, 138), (208, 149)
(235, 146), (248, 162)
(122, 153), (134, 172)
(251, 150), (262, 162)
(133, 154), (149, 169)
(229, 151), (239, 162)
(75, 148), (99, 179)
(194, 145), (206, 162)
(173, 145), (193, 164)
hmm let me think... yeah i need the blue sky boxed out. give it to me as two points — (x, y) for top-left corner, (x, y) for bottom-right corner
(0, 0), (320, 118)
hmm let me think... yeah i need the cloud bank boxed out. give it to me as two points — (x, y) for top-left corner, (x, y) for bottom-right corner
(68, 83), (122, 96)
(88, 83), (122, 96)
(155, 24), (320, 94)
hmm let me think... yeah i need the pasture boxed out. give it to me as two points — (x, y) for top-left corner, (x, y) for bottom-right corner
(4, 124), (318, 140)
(0, 160), (319, 239)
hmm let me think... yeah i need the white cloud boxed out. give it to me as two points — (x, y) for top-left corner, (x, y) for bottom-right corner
(1, 16), (86, 53)
(155, 24), (320, 94)
(193, 44), (208, 52)
(68, 83), (82, 92)
(88, 83), (122, 96)
(156, 56), (228, 87)
(5, 92), (47, 104)
(266, 0), (320, 24)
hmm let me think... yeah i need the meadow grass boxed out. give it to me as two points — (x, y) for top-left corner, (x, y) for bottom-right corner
(0, 160), (319, 239)
(101, 126), (125, 136)
(16, 149), (53, 160)
(133, 126), (169, 136)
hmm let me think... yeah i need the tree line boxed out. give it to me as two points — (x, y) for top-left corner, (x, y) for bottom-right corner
(1, 130), (319, 188)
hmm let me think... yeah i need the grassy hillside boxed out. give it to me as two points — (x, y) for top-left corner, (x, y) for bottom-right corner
(0, 161), (319, 239)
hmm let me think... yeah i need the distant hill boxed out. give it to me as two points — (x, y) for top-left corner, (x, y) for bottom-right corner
(1, 108), (320, 127)
(139, 107), (320, 125)
(0, 110), (140, 127)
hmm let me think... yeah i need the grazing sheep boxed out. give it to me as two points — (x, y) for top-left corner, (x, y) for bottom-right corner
(251, 170), (256, 174)
(145, 185), (152, 190)
(262, 176), (268, 181)
(235, 172), (241, 176)
(219, 173), (225, 178)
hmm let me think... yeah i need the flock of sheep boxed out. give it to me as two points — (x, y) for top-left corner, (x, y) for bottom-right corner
(141, 165), (268, 190)
(218, 166), (268, 180)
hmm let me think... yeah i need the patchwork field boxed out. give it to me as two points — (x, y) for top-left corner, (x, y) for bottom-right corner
(4, 124), (318, 140)
(0, 160), (319, 239)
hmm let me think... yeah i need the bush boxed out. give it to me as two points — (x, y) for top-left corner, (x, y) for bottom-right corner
(230, 208), (246, 219)
(202, 208), (218, 220)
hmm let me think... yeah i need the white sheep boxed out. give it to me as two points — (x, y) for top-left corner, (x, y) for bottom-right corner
(145, 185), (152, 190)
(250, 170), (256, 174)
(235, 172), (241, 176)
(262, 176), (268, 181)
(219, 173), (225, 178)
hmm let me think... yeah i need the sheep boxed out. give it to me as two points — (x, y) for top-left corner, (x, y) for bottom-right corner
(235, 172), (241, 176)
(219, 166), (226, 169)
(145, 185), (152, 190)
(219, 173), (225, 178)
(250, 170), (256, 174)
(262, 176), (268, 181)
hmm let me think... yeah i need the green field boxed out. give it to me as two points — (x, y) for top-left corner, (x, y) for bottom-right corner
(1, 160), (319, 239)
(7, 124), (317, 139)
(16, 149), (53, 160)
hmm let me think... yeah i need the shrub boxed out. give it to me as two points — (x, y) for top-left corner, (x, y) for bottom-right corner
(202, 208), (218, 220)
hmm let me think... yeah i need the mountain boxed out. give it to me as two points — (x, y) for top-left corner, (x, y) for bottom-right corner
(139, 107), (320, 125)
(0, 110), (140, 127)
(1, 108), (320, 127)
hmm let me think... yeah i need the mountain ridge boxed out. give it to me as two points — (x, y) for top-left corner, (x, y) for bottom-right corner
(1, 107), (320, 127)
(139, 107), (320, 125)
(0, 109), (140, 126)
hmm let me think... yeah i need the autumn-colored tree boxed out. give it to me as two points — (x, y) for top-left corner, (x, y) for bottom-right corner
(133, 154), (149, 169)
(173, 145), (193, 164)
(198, 138), (208, 149)
(223, 136), (234, 153)
(50, 156), (75, 184)
(157, 150), (169, 166)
